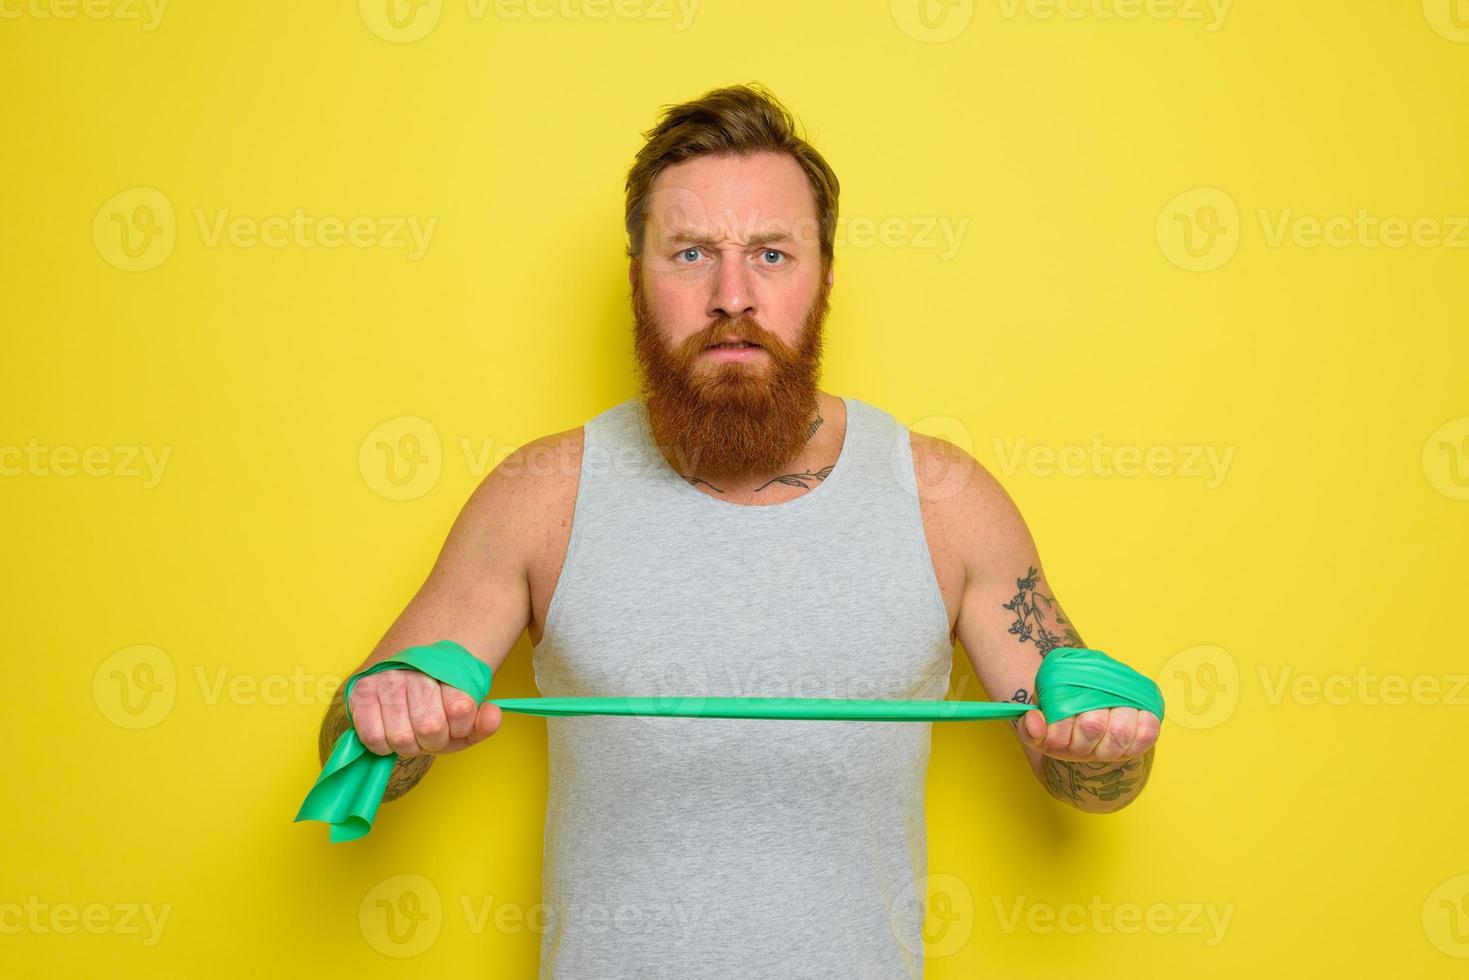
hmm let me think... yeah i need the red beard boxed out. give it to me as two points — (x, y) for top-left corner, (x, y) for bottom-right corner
(631, 269), (831, 482)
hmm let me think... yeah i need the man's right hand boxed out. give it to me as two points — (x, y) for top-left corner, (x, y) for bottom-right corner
(349, 668), (505, 759)
(319, 428), (580, 793)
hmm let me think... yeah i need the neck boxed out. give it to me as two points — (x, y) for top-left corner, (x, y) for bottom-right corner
(665, 392), (840, 496)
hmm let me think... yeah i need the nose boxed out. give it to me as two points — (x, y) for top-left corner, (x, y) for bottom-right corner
(708, 255), (756, 323)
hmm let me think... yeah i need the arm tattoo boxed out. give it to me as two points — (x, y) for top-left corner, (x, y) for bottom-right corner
(998, 568), (1153, 809)
(1002, 566), (1083, 655)
(318, 683), (434, 803)
(1043, 751), (1153, 808)
(1005, 686), (1038, 736)
(1017, 680), (1153, 810)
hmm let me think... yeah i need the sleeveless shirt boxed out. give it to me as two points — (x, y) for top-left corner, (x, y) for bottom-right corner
(530, 395), (955, 979)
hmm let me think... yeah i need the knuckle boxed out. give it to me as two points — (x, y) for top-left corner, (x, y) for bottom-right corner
(386, 728), (419, 754)
(377, 675), (407, 705)
(443, 694), (475, 722)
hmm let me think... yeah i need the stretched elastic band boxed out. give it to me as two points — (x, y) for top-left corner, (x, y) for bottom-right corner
(294, 640), (1163, 843)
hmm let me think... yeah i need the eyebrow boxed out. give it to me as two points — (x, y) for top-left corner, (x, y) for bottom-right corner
(664, 230), (796, 249)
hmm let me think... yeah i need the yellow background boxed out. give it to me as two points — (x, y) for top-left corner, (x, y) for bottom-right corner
(3, 1), (1466, 976)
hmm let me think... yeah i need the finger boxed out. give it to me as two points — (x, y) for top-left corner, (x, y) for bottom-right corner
(1043, 714), (1075, 755)
(1093, 707), (1138, 762)
(465, 701), (503, 746)
(440, 684), (477, 742)
(1122, 710), (1162, 758)
(405, 672), (448, 755)
(349, 678), (389, 756)
(378, 672), (419, 758)
(1064, 709), (1109, 757)
(1019, 709), (1047, 748)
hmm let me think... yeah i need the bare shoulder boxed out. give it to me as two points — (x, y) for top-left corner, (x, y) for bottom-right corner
(481, 425), (585, 645)
(481, 424), (585, 534)
(908, 429), (1035, 581)
(908, 429), (1013, 517)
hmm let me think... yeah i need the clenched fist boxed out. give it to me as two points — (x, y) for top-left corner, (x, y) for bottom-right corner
(1019, 706), (1160, 763)
(349, 668), (503, 759)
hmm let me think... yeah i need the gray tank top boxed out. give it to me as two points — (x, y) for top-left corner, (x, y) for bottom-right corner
(531, 395), (955, 979)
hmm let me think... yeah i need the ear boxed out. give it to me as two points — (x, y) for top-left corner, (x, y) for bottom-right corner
(628, 258), (639, 290)
(823, 259), (834, 290)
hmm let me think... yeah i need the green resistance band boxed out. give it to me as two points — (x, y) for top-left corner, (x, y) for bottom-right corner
(295, 640), (1164, 843)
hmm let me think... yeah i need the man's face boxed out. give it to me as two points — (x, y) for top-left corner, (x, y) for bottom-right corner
(631, 150), (834, 481)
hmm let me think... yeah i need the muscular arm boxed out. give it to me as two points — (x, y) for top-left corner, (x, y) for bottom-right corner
(981, 565), (1153, 813)
(912, 433), (1156, 813)
(316, 429), (576, 801)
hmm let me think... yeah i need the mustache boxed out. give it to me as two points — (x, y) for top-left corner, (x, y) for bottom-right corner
(683, 316), (791, 358)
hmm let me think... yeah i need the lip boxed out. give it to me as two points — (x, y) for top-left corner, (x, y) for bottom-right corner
(701, 342), (765, 362)
(706, 334), (762, 348)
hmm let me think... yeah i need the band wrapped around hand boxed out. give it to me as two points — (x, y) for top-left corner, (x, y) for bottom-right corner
(294, 640), (1164, 843)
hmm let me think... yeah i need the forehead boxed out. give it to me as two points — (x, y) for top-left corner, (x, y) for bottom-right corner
(645, 150), (820, 248)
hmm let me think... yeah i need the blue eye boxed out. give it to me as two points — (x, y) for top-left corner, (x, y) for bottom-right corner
(677, 248), (701, 262)
(761, 249), (784, 264)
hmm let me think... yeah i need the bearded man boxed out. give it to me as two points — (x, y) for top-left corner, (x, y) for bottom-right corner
(316, 82), (1160, 979)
